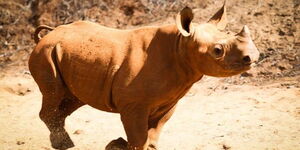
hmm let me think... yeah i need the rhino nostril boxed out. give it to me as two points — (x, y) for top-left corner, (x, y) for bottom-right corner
(243, 56), (251, 64)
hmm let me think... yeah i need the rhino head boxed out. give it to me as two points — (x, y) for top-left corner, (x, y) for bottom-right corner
(176, 2), (260, 77)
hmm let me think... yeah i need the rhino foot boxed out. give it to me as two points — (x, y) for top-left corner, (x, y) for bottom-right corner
(105, 137), (128, 150)
(50, 131), (74, 150)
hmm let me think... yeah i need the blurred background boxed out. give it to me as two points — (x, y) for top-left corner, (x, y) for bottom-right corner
(0, 0), (299, 150)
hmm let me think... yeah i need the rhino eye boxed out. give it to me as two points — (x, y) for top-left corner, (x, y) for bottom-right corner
(214, 48), (222, 55)
(213, 45), (224, 58)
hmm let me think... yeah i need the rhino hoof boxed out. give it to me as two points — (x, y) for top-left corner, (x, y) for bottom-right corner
(105, 137), (128, 150)
(50, 132), (74, 150)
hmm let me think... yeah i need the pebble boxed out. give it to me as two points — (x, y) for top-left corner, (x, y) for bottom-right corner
(16, 141), (25, 145)
(73, 129), (83, 135)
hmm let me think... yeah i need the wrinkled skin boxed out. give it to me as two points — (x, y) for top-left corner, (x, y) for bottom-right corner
(29, 2), (259, 150)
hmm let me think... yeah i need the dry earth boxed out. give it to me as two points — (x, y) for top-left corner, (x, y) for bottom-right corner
(0, 71), (299, 150)
(0, 0), (300, 150)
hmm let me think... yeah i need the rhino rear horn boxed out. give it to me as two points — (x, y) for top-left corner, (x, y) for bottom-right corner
(236, 25), (251, 38)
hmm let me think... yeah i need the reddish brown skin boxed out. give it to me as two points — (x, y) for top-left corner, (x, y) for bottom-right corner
(29, 3), (259, 150)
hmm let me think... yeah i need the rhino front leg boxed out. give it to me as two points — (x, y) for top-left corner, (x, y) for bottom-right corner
(120, 104), (150, 150)
(147, 104), (177, 150)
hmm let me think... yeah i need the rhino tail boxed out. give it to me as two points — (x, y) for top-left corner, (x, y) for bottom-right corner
(34, 25), (54, 44)
(53, 43), (64, 82)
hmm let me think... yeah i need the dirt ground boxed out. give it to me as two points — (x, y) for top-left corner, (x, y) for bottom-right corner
(0, 70), (299, 150)
(0, 0), (299, 150)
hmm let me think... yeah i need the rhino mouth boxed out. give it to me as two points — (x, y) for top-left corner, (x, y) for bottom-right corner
(224, 62), (251, 72)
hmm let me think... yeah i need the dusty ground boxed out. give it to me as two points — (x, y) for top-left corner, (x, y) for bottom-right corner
(0, 0), (300, 150)
(0, 70), (299, 150)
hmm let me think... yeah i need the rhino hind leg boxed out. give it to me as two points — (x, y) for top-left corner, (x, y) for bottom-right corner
(30, 44), (84, 149)
(40, 96), (84, 149)
(39, 80), (84, 149)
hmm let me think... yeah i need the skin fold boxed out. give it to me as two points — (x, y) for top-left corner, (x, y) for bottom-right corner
(29, 2), (259, 150)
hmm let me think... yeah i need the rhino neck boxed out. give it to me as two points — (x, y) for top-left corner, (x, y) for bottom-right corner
(155, 25), (204, 84)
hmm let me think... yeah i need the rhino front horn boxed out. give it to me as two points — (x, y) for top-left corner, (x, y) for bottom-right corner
(236, 25), (251, 38)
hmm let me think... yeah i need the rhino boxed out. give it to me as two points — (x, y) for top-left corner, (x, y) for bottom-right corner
(29, 2), (259, 150)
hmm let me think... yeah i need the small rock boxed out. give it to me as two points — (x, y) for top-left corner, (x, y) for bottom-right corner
(278, 29), (285, 36)
(222, 144), (231, 150)
(23, 70), (31, 75)
(73, 129), (83, 135)
(241, 72), (253, 77)
(121, 6), (134, 16)
(268, 3), (273, 7)
(278, 66), (286, 71)
(100, 5), (108, 11)
(18, 91), (25, 96)
(253, 12), (263, 16)
(258, 53), (266, 62)
(16, 141), (25, 145)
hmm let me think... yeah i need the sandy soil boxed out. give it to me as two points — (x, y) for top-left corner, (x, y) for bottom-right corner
(0, 72), (299, 150)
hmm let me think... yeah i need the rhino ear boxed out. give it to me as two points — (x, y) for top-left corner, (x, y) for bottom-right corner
(176, 7), (194, 37)
(208, 0), (227, 30)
